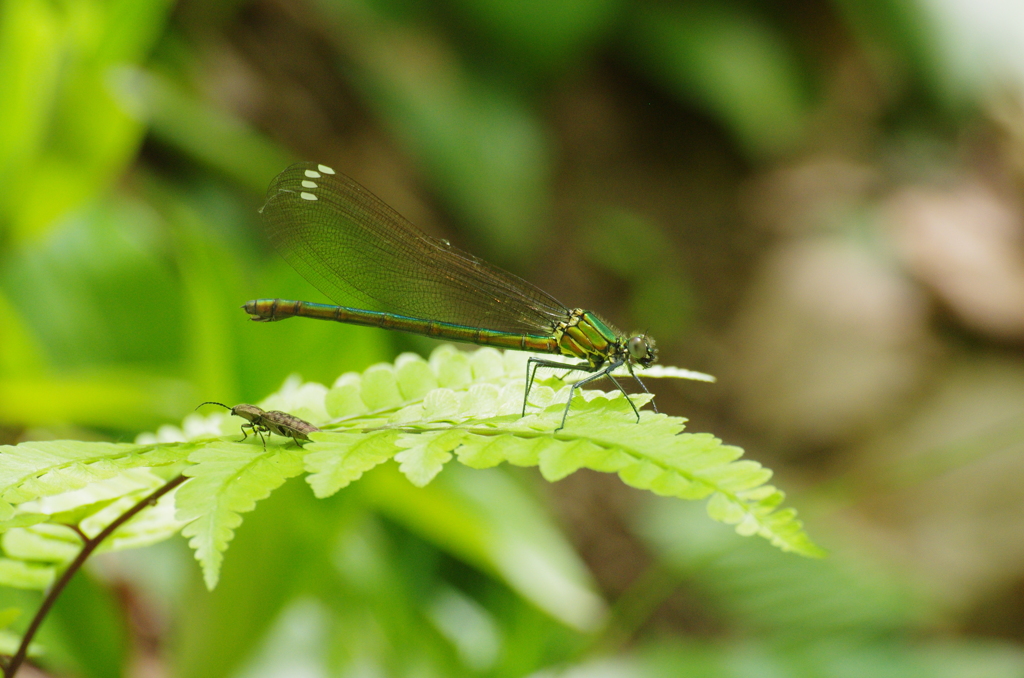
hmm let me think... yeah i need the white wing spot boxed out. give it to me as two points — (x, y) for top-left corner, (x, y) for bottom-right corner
(300, 192), (318, 201)
(317, 164), (336, 175)
(304, 170), (321, 179)
(301, 180), (317, 188)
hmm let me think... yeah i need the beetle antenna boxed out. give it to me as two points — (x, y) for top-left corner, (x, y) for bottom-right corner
(196, 401), (232, 411)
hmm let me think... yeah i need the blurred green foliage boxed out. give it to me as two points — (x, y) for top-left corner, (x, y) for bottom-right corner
(1, 0), (1023, 675)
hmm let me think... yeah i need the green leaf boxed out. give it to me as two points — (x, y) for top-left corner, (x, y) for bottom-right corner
(0, 557), (55, 590)
(0, 441), (184, 504)
(0, 606), (20, 630)
(393, 352), (440, 400)
(0, 513), (48, 532)
(394, 430), (466, 487)
(304, 430), (402, 497)
(625, 2), (809, 158)
(0, 497), (13, 521)
(325, 372), (370, 417)
(177, 444), (305, 589)
(3, 523), (80, 563)
(282, 346), (822, 557)
(48, 497), (124, 527)
(0, 344), (819, 604)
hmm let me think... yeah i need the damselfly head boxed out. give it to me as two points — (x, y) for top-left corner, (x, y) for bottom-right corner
(627, 334), (657, 367)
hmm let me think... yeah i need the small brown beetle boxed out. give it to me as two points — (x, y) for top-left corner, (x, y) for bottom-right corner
(196, 402), (320, 449)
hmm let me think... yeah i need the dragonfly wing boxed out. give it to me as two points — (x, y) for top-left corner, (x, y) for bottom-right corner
(262, 162), (569, 335)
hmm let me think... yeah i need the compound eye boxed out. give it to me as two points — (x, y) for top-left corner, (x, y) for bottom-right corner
(628, 336), (647, 360)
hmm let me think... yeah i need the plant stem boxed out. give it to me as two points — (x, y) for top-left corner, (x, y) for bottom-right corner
(3, 474), (188, 678)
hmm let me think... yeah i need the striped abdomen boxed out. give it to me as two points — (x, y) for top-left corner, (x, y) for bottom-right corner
(243, 299), (561, 354)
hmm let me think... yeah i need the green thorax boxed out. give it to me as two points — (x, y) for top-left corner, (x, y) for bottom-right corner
(555, 310), (621, 365)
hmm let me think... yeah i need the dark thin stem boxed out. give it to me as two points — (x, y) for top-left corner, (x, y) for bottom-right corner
(66, 524), (89, 543)
(3, 474), (188, 678)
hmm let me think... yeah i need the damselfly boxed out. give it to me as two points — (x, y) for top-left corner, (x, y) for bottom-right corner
(244, 163), (658, 429)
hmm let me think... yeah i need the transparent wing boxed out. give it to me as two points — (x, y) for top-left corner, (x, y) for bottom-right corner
(260, 162), (569, 334)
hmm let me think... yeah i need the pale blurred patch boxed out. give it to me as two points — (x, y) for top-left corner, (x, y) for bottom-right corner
(846, 356), (1024, 613)
(739, 157), (879, 236)
(886, 179), (1024, 340)
(923, 0), (1024, 99)
(728, 237), (933, 450)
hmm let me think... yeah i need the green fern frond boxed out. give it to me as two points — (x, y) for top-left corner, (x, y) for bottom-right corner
(305, 430), (402, 496)
(0, 439), (191, 589)
(0, 441), (185, 505)
(0, 557), (55, 590)
(0, 345), (821, 596)
(295, 346), (822, 558)
(176, 443), (305, 588)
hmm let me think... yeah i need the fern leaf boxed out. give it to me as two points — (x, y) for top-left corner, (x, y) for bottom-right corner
(2, 522), (80, 563)
(0, 557), (55, 590)
(0, 343), (820, 599)
(304, 430), (402, 497)
(394, 430), (468, 487)
(0, 441), (184, 504)
(299, 347), (822, 557)
(176, 443), (304, 589)
(0, 514), (49, 532)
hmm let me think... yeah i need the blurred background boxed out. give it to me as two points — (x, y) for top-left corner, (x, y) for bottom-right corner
(2, 0), (1024, 675)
